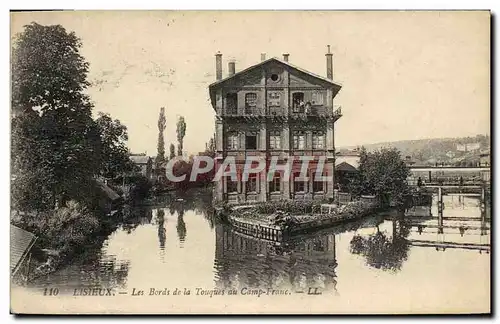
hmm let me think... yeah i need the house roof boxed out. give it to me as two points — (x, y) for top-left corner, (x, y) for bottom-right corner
(209, 57), (342, 88)
(335, 161), (359, 172)
(335, 155), (360, 170)
(10, 225), (36, 274)
(96, 181), (121, 201)
(130, 156), (151, 165)
(208, 57), (343, 108)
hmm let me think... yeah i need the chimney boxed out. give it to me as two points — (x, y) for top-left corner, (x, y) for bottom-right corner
(283, 53), (289, 62)
(326, 45), (333, 80)
(215, 51), (222, 81)
(261, 53), (266, 61)
(228, 61), (236, 76)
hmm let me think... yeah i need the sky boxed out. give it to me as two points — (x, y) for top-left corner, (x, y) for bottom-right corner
(10, 11), (490, 156)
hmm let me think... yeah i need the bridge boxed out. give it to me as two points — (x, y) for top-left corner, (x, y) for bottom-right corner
(408, 166), (490, 185)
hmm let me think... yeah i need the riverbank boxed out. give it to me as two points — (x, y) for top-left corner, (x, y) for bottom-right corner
(11, 203), (124, 283)
(222, 198), (380, 240)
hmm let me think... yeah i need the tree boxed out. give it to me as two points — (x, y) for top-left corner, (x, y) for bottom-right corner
(95, 112), (134, 179)
(11, 23), (101, 211)
(348, 147), (410, 208)
(169, 143), (176, 160)
(176, 116), (186, 157)
(205, 135), (216, 158)
(156, 107), (166, 166)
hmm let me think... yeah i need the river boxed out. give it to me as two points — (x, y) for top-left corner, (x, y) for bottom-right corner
(12, 189), (490, 314)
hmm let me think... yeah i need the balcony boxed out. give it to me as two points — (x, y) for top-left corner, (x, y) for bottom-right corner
(220, 105), (342, 122)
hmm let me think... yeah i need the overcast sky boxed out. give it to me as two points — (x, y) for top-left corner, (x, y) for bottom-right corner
(11, 11), (490, 156)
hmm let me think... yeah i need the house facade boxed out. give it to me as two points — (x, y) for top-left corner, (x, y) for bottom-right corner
(130, 154), (153, 179)
(209, 47), (342, 204)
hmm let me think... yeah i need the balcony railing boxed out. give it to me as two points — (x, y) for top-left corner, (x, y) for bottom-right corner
(221, 105), (342, 120)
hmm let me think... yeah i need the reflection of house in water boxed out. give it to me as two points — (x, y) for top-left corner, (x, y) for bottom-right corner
(214, 224), (338, 294)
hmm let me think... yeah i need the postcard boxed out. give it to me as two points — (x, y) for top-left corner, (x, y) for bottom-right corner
(10, 10), (491, 314)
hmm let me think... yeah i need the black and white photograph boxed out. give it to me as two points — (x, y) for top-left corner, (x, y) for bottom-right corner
(9, 10), (491, 314)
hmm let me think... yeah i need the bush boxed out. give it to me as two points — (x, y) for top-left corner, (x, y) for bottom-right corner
(12, 200), (101, 261)
(254, 200), (326, 215)
(128, 175), (152, 203)
(45, 201), (100, 257)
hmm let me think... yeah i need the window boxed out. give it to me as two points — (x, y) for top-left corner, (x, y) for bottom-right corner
(313, 173), (324, 192)
(312, 131), (325, 149)
(227, 176), (238, 193)
(292, 92), (305, 113)
(293, 131), (305, 150)
(270, 74), (279, 82)
(294, 172), (305, 192)
(247, 173), (257, 193)
(227, 133), (239, 150)
(311, 91), (324, 105)
(245, 133), (257, 150)
(268, 92), (281, 107)
(269, 131), (281, 149)
(245, 93), (257, 114)
(226, 93), (238, 115)
(269, 172), (281, 193)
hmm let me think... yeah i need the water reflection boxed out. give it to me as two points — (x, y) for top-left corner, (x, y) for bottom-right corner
(350, 218), (411, 272)
(157, 209), (166, 253)
(24, 189), (490, 311)
(214, 224), (339, 294)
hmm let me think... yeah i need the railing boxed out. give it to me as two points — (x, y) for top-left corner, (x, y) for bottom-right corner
(221, 105), (342, 119)
(333, 106), (342, 119)
(230, 217), (283, 242)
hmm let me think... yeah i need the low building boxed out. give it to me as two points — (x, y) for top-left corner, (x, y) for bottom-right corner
(10, 225), (37, 279)
(335, 150), (360, 191)
(479, 149), (490, 167)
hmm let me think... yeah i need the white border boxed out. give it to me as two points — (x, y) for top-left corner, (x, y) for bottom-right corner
(2, 1), (497, 322)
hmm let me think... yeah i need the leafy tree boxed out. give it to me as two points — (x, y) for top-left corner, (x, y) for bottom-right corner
(176, 116), (186, 156)
(95, 112), (134, 179)
(169, 143), (176, 160)
(348, 147), (410, 207)
(156, 107), (166, 166)
(11, 23), (101, 211)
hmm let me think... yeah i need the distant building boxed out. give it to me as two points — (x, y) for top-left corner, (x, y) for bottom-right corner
(130, 154), (153, 179)
(403, 155), (416, 166)
(457, 142), (481, 152)
(209, 47), (342, 204)
(479, 149), (490, 167)
(335, 150), (360, 190)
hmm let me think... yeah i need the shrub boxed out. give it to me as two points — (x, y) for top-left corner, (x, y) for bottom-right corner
(44, 200), (100, 257)
(254, 200), (326, 215)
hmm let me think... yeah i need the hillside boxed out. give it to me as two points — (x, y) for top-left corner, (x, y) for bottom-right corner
(340, 135), (490, 165)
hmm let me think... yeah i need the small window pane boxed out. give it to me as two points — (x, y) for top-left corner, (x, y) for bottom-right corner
(227, 133), (239, 150)
(269, 131), (281, 149)
(312, 132), (325, 149)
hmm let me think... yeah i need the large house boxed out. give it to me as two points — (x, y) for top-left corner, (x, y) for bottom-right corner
(209, 46), (343, 204)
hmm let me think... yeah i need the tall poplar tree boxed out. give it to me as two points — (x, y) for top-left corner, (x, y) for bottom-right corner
(176, 116), (186, 157)
(156, 107), (166, 166)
